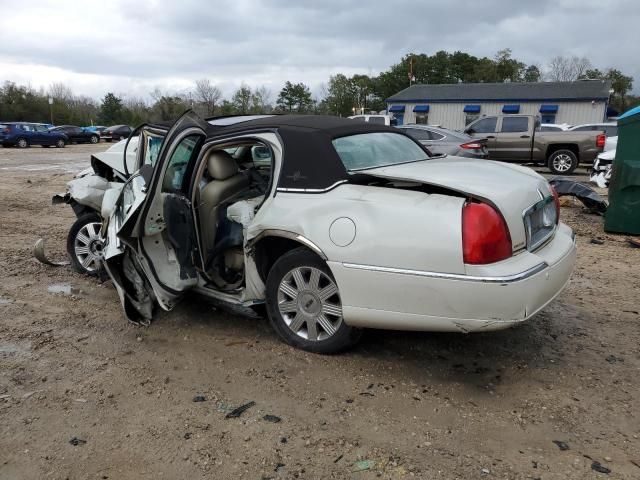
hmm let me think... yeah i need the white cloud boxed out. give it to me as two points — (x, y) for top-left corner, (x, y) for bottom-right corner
(0, 0), (637, 101)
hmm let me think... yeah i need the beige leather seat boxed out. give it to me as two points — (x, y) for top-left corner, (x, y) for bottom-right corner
(199, 150), (249, 261)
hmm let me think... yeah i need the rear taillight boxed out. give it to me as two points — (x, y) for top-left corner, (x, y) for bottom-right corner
(460, 141), (484, 150)
(596, 133), (606, 149)
(462, 202), (512, 264)
(550, 185), (560, 223)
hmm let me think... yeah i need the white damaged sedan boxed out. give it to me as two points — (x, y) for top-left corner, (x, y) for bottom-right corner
(101, 112), (576, 353)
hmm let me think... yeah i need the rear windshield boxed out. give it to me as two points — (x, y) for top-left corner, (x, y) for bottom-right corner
(332, 132), (428, 171)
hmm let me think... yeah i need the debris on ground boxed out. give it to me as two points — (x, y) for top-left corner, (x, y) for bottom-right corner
(351, 459), (375, 472)
(262, 414), (281, 423)
(590, 238), (605, 245)
(69, 437), (87, 446)
(552, 440), (570, 451)
(591, 461), (611, 474)
(47, 283), (77, 295)
(225, 401), (255, 419)
(628, 238), (640, 248)
(33, 238), (70, 266)
(192, 395), (206, 402)
(549, 178), (608, 214)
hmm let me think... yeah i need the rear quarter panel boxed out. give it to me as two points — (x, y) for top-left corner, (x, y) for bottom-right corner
(248, 184), (467, 275)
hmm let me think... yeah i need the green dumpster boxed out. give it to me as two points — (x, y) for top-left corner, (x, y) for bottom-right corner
(604, 105), (640, 234)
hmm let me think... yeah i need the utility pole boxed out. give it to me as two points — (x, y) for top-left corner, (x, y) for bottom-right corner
(48, 97), (53, 125)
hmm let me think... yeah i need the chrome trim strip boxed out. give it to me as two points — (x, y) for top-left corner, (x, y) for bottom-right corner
(342, 261), (549, 284)
(276, 180), (347, 193)
(247, 229), (327, 260)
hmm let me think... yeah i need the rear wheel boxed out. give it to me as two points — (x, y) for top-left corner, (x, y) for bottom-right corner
(55, 139), (66, 148)
(90, 135), (99, 144)
(265, 247), (361, 353)
(16, 138), (28, 148)
(548, 149), (578, 174)
(67, 213), (104, 276)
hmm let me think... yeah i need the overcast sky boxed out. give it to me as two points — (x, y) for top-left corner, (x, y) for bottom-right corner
(1, 0), (638, 102)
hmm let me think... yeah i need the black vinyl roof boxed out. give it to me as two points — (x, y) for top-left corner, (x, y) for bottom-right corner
(205, 115), (403, 190)
(387, 80), (613, 103)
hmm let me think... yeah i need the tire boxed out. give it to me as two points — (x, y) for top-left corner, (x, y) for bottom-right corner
(16, 137), (28, 148)
(90, 135), (99, 144)
(265, 247), (361, 353)
(42, 145), (50, 148)
(105, 138), (112, 143)
(67, 213), (104, 276)
(55, 139), (66, 148)
(547, 149), (578, 175)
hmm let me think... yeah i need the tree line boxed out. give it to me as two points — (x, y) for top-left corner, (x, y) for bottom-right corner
(0, 49), (635, 126)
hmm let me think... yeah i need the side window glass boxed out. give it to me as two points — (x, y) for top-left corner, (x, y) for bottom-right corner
(142, 133), (164, 168)
(162, 135), (200, 193)
(471, 117), (497, 133)
(405, 128), (431, 141)
(501, 117), (529, 133)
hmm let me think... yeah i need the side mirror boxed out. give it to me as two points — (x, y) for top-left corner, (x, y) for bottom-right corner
(465, 128), (474, 135)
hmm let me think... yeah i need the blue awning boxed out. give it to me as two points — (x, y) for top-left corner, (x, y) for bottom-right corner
(539, 104), (559, 113)
(413, 105), (429, 113)
(389, 105), (405, 113)
(502, 104), (520, 114)
(463, 104), (481, 113)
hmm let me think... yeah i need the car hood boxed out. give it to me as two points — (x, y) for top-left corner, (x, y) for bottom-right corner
(92, 137), (138, 176)
(365, 157), (551, 251)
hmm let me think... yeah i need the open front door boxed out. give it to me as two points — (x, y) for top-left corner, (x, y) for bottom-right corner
(105, 111), (208, 321)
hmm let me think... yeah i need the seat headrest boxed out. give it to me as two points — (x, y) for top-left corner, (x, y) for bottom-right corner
(207, 150), (238, 180)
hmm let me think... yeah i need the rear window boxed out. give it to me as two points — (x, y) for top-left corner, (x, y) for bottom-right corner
(332, 132), (427, 171)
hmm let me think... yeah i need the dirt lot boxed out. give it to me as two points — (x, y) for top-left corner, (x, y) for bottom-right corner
(1, 144), (639, 479)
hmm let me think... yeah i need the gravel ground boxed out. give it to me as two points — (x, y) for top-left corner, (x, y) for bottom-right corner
(1, 144), (639, 479)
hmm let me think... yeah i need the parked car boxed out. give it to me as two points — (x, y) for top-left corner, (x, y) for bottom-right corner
(0, 122), (67, 148)
(568, 122), (618, 137)
(83, 125), (107, 134)
(87, 112), (576, 353)
(465, 115), (605, 174)
(348, 114), (396, 126)
(539, 123), (571, 132)
(50, 125), (100, 144)
(397, 124), (488, 158)
(100, 125), (133, 142)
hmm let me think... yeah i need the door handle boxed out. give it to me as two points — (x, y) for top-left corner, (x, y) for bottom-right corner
(520, 135), (530, 138)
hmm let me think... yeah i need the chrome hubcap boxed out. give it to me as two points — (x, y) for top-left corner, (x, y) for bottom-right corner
(553, 154), (573, 172)
(74, 222), (103, 272)
(18, 139), (27, 147)
(278, 266), (342, 341)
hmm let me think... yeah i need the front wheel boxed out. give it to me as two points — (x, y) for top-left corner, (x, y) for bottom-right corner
(55, 139), (66, 148)
(548, 149), (578, 174)
(265, 247), (361, 353)
(67, 213), (104, 276)
(16, 138), (28, 148)
(90, 135), (99, 144)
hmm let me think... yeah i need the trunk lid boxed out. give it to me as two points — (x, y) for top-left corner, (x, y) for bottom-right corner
(365, 157), (552, 252)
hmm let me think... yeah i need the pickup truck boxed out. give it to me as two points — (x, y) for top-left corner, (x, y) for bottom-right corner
(464, 115), (605, 174)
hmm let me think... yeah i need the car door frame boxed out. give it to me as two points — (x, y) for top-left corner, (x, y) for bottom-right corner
(104, 112), (208, 318)
(491, 116), (533, 161)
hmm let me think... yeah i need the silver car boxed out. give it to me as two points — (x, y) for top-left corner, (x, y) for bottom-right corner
(397, 124), (488, 158)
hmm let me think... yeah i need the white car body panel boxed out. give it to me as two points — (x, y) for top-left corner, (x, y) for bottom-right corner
(363, 158), (551, 252)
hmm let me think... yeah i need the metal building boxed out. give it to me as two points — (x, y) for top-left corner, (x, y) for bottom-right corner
(385, 80), (613, 129)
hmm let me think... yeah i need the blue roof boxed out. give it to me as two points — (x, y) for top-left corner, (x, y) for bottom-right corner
(413, 105), (429, 112)
(464, 104), (481, 113)
(619, 105), (640, 120)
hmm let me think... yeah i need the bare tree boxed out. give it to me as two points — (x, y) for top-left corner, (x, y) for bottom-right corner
(194, 78), (222, 116)
(48, 82), (73, 101)
(546, 56), (593, 82)
(251, 85), (271, 113)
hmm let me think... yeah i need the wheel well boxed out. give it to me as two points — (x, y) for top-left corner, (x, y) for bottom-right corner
(253, 236), (322, 283)
(546, 144), (579, 161)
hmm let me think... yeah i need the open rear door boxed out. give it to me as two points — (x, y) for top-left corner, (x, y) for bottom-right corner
(103, 111), (208, 322)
